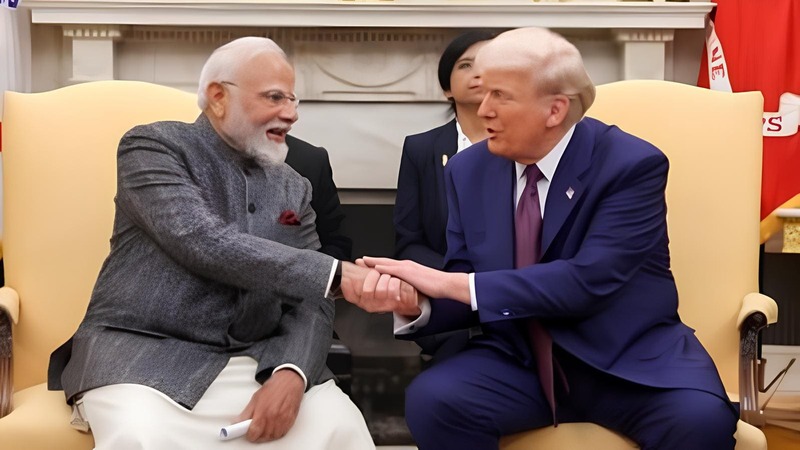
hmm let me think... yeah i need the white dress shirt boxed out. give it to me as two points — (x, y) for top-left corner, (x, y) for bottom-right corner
(454, 118), (474, 153)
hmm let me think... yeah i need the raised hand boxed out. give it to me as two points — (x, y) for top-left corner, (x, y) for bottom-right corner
(359, 256), (471, 305)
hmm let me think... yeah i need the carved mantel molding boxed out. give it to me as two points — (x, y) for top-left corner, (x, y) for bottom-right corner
(25, 1), (714, 29)
(26, 1), (715, 87)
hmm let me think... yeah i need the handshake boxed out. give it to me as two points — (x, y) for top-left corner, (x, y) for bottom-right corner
(337, 257), (471, 317)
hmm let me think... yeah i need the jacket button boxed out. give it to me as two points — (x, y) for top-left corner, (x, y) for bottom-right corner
(248, 203), (256, 213)
(500, 309), (513, 316)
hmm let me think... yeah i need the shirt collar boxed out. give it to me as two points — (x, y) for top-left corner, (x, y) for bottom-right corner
(454, 118), (473, 153)
(515, 124), (576, 182)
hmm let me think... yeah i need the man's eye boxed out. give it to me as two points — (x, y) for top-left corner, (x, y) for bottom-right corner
(268, 93), (285, 103)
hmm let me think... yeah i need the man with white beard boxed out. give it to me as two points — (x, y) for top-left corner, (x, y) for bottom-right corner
(47, 37), (418, 450)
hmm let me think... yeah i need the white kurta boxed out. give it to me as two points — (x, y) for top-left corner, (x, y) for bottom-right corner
(74, 357), (375, 450)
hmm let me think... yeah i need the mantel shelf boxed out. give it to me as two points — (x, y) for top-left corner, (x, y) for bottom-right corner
(25, 1), (714, 29)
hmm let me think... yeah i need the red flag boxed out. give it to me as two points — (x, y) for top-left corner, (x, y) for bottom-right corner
(698, 0), (800, 242)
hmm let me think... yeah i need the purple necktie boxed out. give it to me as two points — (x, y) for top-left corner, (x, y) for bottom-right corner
(515, 164), (559, 425)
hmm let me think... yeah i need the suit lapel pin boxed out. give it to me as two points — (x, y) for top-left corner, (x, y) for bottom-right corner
(566, 187), (575, 199)
(442, 154), (448, 167)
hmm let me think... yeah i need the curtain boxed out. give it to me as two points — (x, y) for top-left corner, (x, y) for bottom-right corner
(0, 5), (32, 241)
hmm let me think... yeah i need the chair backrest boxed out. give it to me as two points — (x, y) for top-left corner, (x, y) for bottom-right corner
(587, 80), (764, 395)
(2, 81), (200, 390)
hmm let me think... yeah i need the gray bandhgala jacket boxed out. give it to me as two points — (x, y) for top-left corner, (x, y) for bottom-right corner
(48, 114), (336, 408)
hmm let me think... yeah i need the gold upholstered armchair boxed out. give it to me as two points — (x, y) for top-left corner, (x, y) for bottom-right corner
(0, 81), (202, 448)
(0, 80), (350, 448)
(500, 81), (779, 450)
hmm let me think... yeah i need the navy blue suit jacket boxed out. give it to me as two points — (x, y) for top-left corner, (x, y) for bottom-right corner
(404, 117), (728, 400)
(394, 120), (458, 269)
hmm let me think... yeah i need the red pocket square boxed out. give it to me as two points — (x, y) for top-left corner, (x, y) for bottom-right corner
(279, 210), (301, 226)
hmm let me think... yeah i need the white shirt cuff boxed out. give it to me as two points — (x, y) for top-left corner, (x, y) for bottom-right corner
(323, 259), (339, 300)
(469, 272), (478, 311)
(393, 297), (431, 335)
(273, 363), (308, 390)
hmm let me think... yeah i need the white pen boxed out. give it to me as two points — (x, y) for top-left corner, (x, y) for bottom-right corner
(219, 419), (252, 441)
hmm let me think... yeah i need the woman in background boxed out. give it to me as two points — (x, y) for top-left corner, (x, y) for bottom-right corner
(393, 30), (495, 360)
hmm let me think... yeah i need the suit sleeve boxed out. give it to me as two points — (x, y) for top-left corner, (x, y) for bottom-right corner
(311, 148), (353, 261)
(475, 151), (670, 322)
(256, 276), (336, 390)
(393, 137), (446, 269)
(115, 130), (335, 302)
(396, 162), (479, 340)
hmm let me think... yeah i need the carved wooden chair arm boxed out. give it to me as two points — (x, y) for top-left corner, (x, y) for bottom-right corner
(0, 286), (20, 418)
(738, 292), (781, 427)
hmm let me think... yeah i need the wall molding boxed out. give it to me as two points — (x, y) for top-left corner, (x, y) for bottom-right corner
(25, 1), (714, 29)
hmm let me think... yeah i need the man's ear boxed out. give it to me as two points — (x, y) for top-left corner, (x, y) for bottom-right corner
(205, 82), (228, 119)
(545, 94), (571, 128)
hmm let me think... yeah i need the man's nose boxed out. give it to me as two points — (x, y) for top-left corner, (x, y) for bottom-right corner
(279, 102), (298, 122)
(477, 93), (493, 118)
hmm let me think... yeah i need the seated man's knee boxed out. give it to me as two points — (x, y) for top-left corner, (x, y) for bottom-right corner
(326, 413), (372, 448)
(654, 391), (737, 449)
(82, 386), (183, 450)
(405, 369), (471, 424)
(302, 383), (373, 449)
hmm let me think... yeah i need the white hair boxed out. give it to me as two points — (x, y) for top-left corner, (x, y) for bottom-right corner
(197, 37), (288, 110)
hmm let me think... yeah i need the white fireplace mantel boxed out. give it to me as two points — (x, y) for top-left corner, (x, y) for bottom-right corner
(26, 1), (714, 29)
(20, 0), (716, 195)
(24, 0), (716, 90)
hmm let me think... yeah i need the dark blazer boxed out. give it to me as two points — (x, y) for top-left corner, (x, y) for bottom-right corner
(49, 115), (336, 408)
(402, 117), (729, 401)
(394, 120), (458, 269)
(285, 135), (352, 261)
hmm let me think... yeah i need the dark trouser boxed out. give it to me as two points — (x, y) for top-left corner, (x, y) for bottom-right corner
(416, 329), (471, 368)
(405, 345), (737, 450)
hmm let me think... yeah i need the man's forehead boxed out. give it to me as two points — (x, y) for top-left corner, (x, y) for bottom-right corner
(246, 52), (290, 73)
(238, 53), (294, 86)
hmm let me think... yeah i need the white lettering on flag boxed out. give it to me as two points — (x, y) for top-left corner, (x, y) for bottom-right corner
(705, 17), (733, 93)
(706, 16), (799, 138)
(762, 92), (800, 137)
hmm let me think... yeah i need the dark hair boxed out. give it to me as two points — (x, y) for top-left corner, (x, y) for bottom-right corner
(437, 30), (496, 93)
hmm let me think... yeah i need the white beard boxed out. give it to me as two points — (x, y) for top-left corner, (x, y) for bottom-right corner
(239, 126), (288, 167)
(224, 103), (289, 167)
